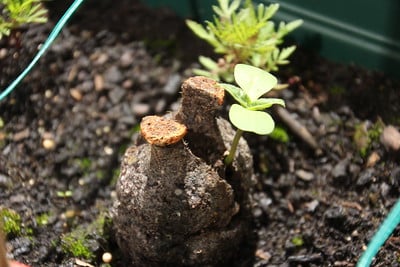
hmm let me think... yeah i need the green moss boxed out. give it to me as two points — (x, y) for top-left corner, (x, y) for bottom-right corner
(60, 213), (111, 260)
(368, 119), (384, 140)
(25, 227), (34, 236)
(329, 85), (346, 96)
(291, 235), (304, 247)
(0, 208), (22, 237)
(110, 168), (120, 186)
(269, 126), (290, 143)
(96, 170), (106, 180)
(353, 119), (384, 157)
(127, 124), (141, 138)
(78, 158), (92, 173)
(61, 234), (93, 259)
(36, 212), (51, 226)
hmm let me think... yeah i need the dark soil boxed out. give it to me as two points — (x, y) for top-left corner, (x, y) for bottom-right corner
(1, 1), (399, 266)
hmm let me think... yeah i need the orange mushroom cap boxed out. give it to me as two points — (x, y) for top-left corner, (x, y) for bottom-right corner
(140, 116), (187, 146)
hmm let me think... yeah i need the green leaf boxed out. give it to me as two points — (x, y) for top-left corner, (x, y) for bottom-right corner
(285, 19), (303, 32)
(234, 64), (277, 101)
(229, 104), (275, 135)
(186, 20), (211, 40)
(198, 56), (218, 71)
(227, 0), (241, 15)
(220, 83), (249, 107)
(248, 97), (285, 110)
(278, 46), (296, 61)
(193, 69), (219, 80)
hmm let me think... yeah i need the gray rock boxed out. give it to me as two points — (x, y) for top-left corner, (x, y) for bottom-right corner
(331, 159), (348, 178)
(104, 65), (123, 84)
(120, 50), (134, 68)
(162, 73), (181, 95)
(108, 87), (126, 104)
(356, 168), (375, 186)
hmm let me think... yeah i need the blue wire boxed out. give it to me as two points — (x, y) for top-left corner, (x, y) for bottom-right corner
(357, 198), (400, 267)
(0, 0), (85, 101)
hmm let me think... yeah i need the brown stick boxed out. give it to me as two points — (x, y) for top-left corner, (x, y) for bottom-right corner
(274, 105), (321, 154)
(0, 227), (8, 267)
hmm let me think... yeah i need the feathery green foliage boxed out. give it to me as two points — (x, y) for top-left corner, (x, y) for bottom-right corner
(186, 0), (302, 82)
(0, 0), (48, 39)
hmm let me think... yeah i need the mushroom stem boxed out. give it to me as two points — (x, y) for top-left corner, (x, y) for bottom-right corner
(140, 115), (189, 179)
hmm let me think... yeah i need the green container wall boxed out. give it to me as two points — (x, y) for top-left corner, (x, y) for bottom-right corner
(264, 0), (400, 78)
(142, 0), (400, 78)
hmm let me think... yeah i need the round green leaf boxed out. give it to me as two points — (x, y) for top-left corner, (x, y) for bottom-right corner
(229, 104), (275, 135)
(234, 64), (277, 101)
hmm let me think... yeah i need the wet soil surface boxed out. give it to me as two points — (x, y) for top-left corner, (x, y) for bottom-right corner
(1, 1), (399, 266)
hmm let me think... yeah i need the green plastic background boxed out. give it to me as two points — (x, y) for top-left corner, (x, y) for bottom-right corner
(141, 0), (400, 79)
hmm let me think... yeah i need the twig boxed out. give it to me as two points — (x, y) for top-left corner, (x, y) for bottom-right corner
(274, 106), (321, 154)
(0, 228), (7, 267)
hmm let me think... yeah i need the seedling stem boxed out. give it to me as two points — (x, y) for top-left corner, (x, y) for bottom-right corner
(224, 129), (243, 166)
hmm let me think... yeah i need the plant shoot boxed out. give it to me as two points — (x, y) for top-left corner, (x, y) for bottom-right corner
(220, 64), (285, 165)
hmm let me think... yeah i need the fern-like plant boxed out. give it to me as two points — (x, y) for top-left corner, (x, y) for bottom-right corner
(186, 0), (302, 82)
(0, 0), (48, 40)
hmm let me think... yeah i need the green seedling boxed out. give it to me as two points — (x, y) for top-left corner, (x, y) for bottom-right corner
(186, 0), (302, 82)
(0, 0), (48, 39)
(220, 64), (284, 165)
(56, 190), (72, 198)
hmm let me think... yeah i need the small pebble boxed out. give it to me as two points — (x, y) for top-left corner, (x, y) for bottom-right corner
(0, 48), (7, 59)
(42, 138), (56, 150)
(0, 174), (12, 189)
(366, 151), (380, 167)
(102, 252), (112, 263)
(93, 52), (108, 65)
(44, 90), (53, 98)
(131, 103), (150, 116)
(122, 79), (133, 89)
(67, 66), (78, 82)
(255, 249), (271, 261)
(94, 74), (104, 91)
(104, 146), (113, 155)
(70, 88), (83, 101)
(331, 159), (348, 178)
(13, 129), (30, 141)
(356, 168), (375, 186)
(162, 74), (181, 95)
(304, 199), (319, 212)
(104, 65), (123, 84)
(174, 189), (183, 196)
(295, 169), (314, 181)
(120, 51), (134, 67)
(380, 125), (400, 151)
(109, 87), (126, 104)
